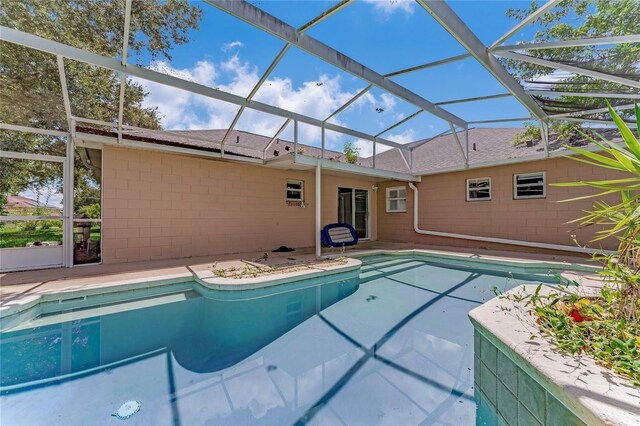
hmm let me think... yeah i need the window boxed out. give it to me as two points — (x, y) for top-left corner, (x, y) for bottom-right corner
(514, 172), (546, 199)
(286, 179), (304, 201)
(466, 177), (491, 201)
(386, 186), (407, 212)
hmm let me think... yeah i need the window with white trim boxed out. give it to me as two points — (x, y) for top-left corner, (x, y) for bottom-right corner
(286, 179), (304, 201)
(514, 172), (546, 199)
(386, 186), (407, 212)
(466, 177), (491, 201)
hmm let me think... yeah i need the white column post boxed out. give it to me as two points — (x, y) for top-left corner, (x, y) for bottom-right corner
(315, 163), (322, 258)
(465, 128), (469, 163)
(63, 136), (75, 267)
(540, 120), (550, 157)
(372, 138), (377, 169)
(294, 120), (298, 162)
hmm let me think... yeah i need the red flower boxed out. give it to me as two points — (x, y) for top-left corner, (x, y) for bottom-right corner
(570, 310), (584, 322)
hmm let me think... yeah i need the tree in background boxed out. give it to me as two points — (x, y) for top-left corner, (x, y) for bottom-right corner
(504, 0), (640, 141)
(0, 0), (202, 209)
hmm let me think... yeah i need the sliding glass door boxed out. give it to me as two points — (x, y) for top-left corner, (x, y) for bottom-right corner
(337, 188), (368, 239)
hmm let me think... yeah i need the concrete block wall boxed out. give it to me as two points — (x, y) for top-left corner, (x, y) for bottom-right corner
(377, 157), (622, 254)
(101, 145), (377, 263)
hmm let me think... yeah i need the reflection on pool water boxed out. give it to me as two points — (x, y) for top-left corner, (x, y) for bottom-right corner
(0, 255), (557, 425)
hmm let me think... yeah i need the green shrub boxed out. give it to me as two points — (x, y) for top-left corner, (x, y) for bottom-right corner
(343, 142), (360, 164)
(512, 122), (541, 146)
(77, 203), (101, 219)
(21, 221), (37, 231)
(553, 121), (584, 143)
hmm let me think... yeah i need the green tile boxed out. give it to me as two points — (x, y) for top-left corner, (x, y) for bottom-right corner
(518, 403), (542, 426)
(497, 349), (518, 395)
(481, 336), (498, 373)
(497, 381), (518, 425)
(475, 355), (481, 384)
(476, 389), (499, 426)
(475, 330), (482, 355)
(547, 396), (586, 426)
(517, 370), (546, 423)
(481, 363), (498, 406)
(497, 414), (510, 426)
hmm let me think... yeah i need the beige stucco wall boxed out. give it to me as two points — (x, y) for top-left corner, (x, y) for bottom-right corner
(377, 157), (621, 254)
(102, 146), (377, 263)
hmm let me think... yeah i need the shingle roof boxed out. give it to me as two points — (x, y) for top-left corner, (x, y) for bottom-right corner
(364, 127), (624, 173)
(122, 128), (353, 163)
(7, 195), (38, 207)
(79, 125), (624, 176)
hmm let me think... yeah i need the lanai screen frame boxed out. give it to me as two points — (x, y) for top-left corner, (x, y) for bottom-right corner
(1, 0), (638, 169)
(0, 0), (638, 265)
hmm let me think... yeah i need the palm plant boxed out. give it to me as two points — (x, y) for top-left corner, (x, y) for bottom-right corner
(554, 103), (639, 321)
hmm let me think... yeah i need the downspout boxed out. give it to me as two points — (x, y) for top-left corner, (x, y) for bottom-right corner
(407, 182), (606, 255)
(315, 163), (322, 258)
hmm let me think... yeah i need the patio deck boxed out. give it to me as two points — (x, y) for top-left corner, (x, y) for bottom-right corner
(0, 241), (594, 306)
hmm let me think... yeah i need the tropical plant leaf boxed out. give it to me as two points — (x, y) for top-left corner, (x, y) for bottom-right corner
(562, 155), (630, 172)
(565, 148), (629, 172)
(609, 149), (640, 174)
(608, 102), (640, 159)
(553, 178), (640, 187)
(558, 189), (618, 202)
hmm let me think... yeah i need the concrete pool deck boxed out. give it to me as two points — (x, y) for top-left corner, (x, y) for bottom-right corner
(0, 241), (596, 306)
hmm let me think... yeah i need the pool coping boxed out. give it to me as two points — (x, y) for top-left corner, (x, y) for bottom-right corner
(0, 258), (361, 329)
(191, 258), (362, 290)
(469, 284), (640, 426)
(0, 249), (598, 330)
(347, 249), (599, 274)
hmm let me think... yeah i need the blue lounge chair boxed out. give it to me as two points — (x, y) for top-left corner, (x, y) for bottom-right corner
(321, 223), (359, 247)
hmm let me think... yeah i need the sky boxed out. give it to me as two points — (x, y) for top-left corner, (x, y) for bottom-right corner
(19, 0), (550, 208)
(125, 0), (550, 157)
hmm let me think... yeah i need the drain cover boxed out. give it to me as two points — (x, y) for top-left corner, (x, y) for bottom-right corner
(113, 401), (141, 420)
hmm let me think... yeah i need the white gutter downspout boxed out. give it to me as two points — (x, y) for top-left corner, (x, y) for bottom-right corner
(407, 182), (607, 255)
(316, 163), (322, 258)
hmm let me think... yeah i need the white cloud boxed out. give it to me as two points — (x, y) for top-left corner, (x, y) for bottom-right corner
(363, 0), (415, 17)
(353, 138), (376, 157)
(351, 129), (416, 158)
(221, 41), (244, 52)
(132, 57), (258, 130)
(387, 128), (416, 144)
(353, 129), (416, 157)
(251, 74), (362, 142)
(132, 52), (405, 147)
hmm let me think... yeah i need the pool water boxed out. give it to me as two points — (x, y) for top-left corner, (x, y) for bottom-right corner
(0, 255), (557, 425)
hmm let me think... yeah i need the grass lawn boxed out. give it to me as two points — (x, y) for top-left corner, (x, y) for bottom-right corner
(0, 223), (100, 248)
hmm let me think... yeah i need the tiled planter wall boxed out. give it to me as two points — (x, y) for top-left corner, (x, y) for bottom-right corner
(474, 329), (585, 426)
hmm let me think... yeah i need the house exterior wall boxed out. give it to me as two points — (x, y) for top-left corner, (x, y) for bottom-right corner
(321, 174), (377, 241)
(377, 157), (621, 254)
(101, 145), (377, 263)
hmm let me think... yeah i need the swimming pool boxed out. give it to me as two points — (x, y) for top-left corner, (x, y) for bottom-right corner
(0, 255), (559, 425)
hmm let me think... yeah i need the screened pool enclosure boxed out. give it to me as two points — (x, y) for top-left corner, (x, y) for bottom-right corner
(0, 0), (638, 271)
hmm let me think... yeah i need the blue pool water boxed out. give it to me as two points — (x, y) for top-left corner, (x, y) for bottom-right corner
(0, 255), (557, 425)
